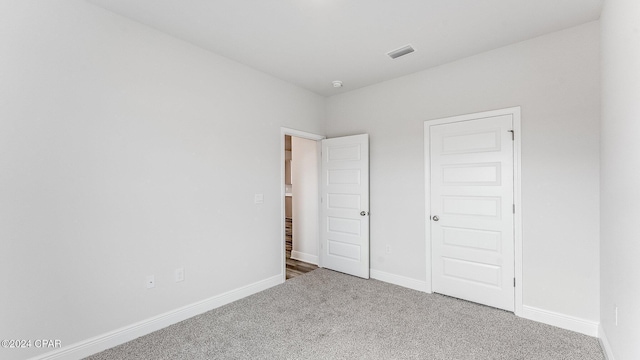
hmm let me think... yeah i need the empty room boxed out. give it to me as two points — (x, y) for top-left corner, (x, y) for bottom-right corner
(1, 0), (638, 359)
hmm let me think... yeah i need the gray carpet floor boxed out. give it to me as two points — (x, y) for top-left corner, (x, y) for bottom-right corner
(86, 269), (604, 360)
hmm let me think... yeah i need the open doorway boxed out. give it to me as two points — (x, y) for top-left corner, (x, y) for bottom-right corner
(281, 128), (325, 281)
(280, 128), (370, 281)
(284, 134), (319, 280)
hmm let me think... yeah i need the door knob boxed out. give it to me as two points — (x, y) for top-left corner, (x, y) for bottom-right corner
(360, 211), (368, 216)
(432, 215), (439, 221)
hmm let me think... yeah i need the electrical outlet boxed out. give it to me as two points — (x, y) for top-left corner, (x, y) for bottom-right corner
(254, 194), (264, 204)
(146, 275), (155, 289)
(385, 245), (391, 254)
(175, 268), (185, 282)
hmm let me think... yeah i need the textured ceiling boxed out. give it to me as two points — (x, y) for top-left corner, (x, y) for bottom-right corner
(87, 0), (603, 96)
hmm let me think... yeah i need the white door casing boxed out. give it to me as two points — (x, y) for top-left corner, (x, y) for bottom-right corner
(320, 134), (370, 279)
(428, 110), (519, 312)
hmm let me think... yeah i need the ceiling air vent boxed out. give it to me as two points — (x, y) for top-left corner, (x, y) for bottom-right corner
(387, 44), (415, 59)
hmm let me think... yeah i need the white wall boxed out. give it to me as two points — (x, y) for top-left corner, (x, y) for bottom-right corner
(0, 1), (324, 359)
(291, 137), (319, 264)
(600, 0), (640, 358)
(326, 22), (600, 324)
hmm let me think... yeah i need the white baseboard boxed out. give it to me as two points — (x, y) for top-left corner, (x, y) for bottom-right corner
(598, 324), (615, 360)
(519, 305), (599, 337)
(291, 251), (318, 265)
(370, 269), (429, 292)
(31, 274), (283, 360)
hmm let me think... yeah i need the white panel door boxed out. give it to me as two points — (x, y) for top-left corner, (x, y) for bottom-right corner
(431, 115), (514, 311)
(320, 134), (369, 279)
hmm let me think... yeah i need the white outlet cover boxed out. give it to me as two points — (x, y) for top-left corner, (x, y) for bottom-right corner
(175, 268), (185, 282)
(254, 194), (264, 204)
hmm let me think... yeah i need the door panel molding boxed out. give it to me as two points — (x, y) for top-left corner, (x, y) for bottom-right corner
(321, 134), (370, 279)
(424, 107), (522, 315)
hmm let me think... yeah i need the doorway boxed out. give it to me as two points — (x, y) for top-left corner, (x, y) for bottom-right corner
(424, 107), (522, 313)
(281, 129), (324, 281)
(284, 134), (320, 280)
(280, 128), (371, 282)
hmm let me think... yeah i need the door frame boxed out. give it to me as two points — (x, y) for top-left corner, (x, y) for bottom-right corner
(423, 107), (522, 315)
(280, 127), (325, 283)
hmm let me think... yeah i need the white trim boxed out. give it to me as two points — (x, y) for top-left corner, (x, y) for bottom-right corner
(290, 250), (318, 265)
(520, 305), (599, 337)
(424, 106), (522, 314)
(423, 121), (433, 292)
(315, 140), (323, 268)
(512, 107), (523, 316)
(280, 128), (325, 282)
(598, 324), (615, 360)
(370, 269), (429, 293)
(281, 128), (325, 141)
(31, 274), (282, 360)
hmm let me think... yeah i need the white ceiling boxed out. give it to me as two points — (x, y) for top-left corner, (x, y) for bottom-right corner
(87, 0), (603, 97)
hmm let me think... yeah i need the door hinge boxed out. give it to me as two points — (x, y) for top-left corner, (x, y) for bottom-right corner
(514, 278), (516, 287)
(513, 204), (515, 214)
(508, 129), (515, 141)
